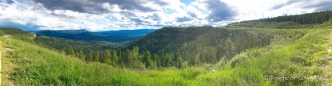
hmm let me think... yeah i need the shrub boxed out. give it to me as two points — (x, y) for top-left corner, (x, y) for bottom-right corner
(0, 30), (5, 36)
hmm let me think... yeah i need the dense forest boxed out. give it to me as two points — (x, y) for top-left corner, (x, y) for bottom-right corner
(230, 10), (332, 29)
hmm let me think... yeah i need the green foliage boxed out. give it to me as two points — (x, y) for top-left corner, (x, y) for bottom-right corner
(123, 27), (275, 67)
(153, 53), (161, 68)
(0, 30), (5, 36)
(103, 48), (112, 65)
(65, 47), (75, 56)
(111, 50), (119, 67)
(0, 27), (35, 41)
(177, 55), (184, 69)
(33, 36), (121, 51)
(78, 49), (85, 60)
(94, 51), (100, 62)
(261, 10), (332, 24)
(86, 50), (94, 62)
(229, 10), (332, 29)
(3, 28), (330, 85)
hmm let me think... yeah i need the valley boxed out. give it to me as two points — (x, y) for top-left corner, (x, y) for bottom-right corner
(33, 29), (155, 43)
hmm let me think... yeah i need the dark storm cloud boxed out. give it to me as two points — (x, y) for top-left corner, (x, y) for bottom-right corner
(188, 11), (197, 18)
(150, 13), (161, 21)
(271, 0), (332, 11)
(203, 0), (237, 22)
(270, 0), (301, 10)
(131, 18), (144, 23)
(6, 0), (13, 4)
(31, 0), (168, 14)
(129, 13), (161, 24)
(176, 16), (193, 22)
(303, 0), (332, 11)
(0, 19), (39, 31)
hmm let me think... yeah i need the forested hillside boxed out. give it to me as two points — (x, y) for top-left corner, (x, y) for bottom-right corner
(0, 28), (122, 54)
(121, 26), (308, 68)
(229, 10), (332, 29)
(35, 29), (155, 43)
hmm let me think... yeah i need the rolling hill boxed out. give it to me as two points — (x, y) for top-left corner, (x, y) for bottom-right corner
(34, 29), (155, 43)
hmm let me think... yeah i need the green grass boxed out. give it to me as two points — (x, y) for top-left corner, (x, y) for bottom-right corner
(1, 29), (332, 85)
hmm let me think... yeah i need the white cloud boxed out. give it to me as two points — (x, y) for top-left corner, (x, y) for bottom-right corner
(222, 0), (323, 21)
(0, 0), (331, 31)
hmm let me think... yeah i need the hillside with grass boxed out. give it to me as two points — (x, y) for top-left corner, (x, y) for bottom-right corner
(1, 11), (332, 85)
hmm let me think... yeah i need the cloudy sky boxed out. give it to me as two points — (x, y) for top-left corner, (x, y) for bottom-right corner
(0, 0), (331, 31)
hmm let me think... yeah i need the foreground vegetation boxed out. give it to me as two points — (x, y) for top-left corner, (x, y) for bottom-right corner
(1, 11), (332, 85)
(2, 28), (332, 85)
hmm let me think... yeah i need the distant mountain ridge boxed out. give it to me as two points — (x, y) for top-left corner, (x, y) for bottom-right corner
(33, 29), (155, 43)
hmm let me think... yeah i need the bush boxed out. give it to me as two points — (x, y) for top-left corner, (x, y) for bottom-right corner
(313, 58), (329, 66)
(291, 56), (307, 65)
(0, 30), (5, 36)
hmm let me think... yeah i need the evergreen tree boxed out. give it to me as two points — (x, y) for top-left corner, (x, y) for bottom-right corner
(118, 51), (122, 64)
(94, 51), (100, 62)
(129, 46), (140, 68)
(143, 51), (153, 68)
(147, 51), (154, 68)
(66, 47), (75, 56)
(224, 38), (236, 59)
(103, 48), (112, 64)
(78, 49), (85, 61)
(111, 50), (118, 67)
(152, 53), (161, 68)
(86, 50), (94, 62)
(123, 49), (130, 67)
(177, 55), (183, 69)
(162, 54), (172, 67)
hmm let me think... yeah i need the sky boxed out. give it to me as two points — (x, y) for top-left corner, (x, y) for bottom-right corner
(0, 0), (331, 31)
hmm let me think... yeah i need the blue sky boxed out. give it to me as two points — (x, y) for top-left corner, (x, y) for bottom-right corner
(180, 0), (195, 5)
(0, 0), (332, 31)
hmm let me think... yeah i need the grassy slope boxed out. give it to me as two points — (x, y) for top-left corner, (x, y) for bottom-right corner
(2, 26), (332, 85)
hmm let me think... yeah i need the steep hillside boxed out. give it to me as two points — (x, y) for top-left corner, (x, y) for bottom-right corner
(122, 26), (307, 66)
(122, 11), (331, 67)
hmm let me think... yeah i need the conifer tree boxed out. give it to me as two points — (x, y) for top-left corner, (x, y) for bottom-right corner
(78, 49), (85, 61)
(86, 50), (94, 62)
(152, 53), (161, 68)
(94, 51), (100, 62)
(177, 55), (183, 69)
(111, 50), (118, 67)
(66, 47), (75, 56)
(104, 48), (112, 64)
(144, 51), (153, 68)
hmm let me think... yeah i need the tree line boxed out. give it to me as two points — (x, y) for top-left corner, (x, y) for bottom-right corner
(231, 10), (332, 29)
(63, 26), (279, 69)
